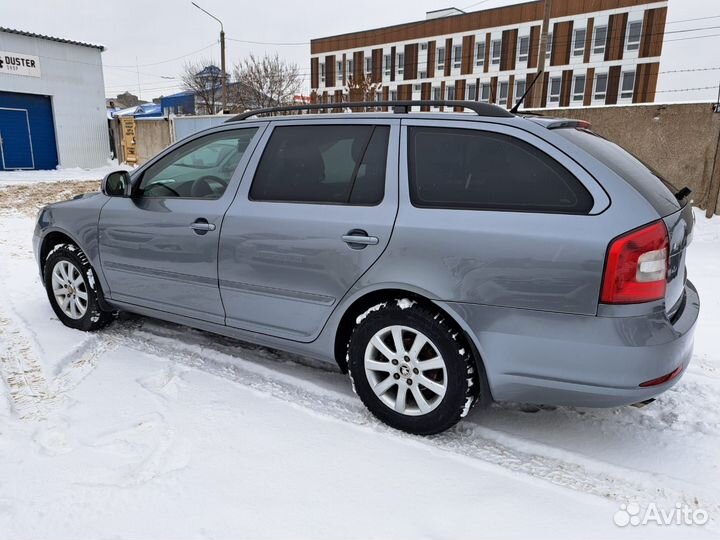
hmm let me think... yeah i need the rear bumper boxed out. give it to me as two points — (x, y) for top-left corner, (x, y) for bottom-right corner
(446, 280), (699, 407)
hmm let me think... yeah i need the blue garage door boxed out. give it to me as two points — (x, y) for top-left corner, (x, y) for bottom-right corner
(0, 91), (58, 170)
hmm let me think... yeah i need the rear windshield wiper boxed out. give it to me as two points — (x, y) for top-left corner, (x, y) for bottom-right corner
(674, 187), (692, 202)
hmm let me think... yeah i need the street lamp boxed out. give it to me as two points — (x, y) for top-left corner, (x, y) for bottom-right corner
(191, 2), (226, 114)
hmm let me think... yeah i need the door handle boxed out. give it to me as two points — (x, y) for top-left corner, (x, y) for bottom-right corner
(190, 219), (216, 235)
(342, 229), (379, 249)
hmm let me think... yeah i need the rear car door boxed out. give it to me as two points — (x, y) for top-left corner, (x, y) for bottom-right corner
(98, 125), (264, 324)
(218, 118), (399, 341)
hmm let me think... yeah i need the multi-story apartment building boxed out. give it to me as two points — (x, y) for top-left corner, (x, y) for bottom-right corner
(309, 0), (667, 110)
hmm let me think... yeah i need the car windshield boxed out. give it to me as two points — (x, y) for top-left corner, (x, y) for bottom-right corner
(555, 128), (681, 216)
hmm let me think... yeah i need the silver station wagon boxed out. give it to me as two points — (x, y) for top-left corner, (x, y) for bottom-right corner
(33, 100), (699, 435)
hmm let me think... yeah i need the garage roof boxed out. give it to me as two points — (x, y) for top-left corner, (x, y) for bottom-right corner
(0, 27), (104, 51)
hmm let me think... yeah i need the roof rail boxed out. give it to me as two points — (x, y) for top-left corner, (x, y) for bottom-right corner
(226, 100), (514, 122)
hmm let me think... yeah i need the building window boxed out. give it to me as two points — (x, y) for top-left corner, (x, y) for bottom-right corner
(573, 75), (585, 101)
(546, 33), (553, 60)
(413, 84), (422, 92)
(419, 70), (427, 79)
(476, 41), (486, 67)
(594, 72), (608, 101)
(437, 47), (446, 71)
(447, 85), (455, 100)
(498, 81), (509, 105)
(518, 36), (530, 64)
(480, 83), (490, 102)
(320, 62), (325, 84)
(491, 39), (502, 65)
(453, 45), (462, 69)
(365, 57), (372, 75)
(376, 91), (382, 102)
(347, 59), (353, 79)
(573, 28), (586, 57)
(384, 54), (391, 76)
(420, 42), (428, 51)
(593, 25), (607, 55)
(626, 21), (642, 51)
(548, 76), (561, 103)
(397, 52), (405, 76)
(468, 82), (477, 101)
(432, 86), (441, 100)
(337, 61), (343, 82)
(621, 71), (635, 99)
(390, 89), (398, 101)
(515, 79), (526, 101)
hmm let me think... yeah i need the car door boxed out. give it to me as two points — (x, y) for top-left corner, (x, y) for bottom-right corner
(218, 118), (399, 341)
(98, 124), (264, 324)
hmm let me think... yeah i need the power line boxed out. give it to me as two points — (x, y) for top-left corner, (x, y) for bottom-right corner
(104, 42), (218, 68)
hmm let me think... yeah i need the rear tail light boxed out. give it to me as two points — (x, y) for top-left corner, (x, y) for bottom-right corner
(639, 365), (683, 387)
(600, 221), (669, 304)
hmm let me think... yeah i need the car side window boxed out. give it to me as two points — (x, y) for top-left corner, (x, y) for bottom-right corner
(249, 125), (390, 205)
(137, 128), (258, 199)
(408, 126), (594, 214)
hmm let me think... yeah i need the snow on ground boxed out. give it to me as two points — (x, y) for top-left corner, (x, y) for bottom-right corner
(0, 180), (719, 539)
(0, 161), (132, 185)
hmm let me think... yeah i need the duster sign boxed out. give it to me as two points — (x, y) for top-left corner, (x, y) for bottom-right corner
(0, 51), (41, 77)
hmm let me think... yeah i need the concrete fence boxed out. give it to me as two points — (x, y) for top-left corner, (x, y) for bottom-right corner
(115, 103), (720, 215)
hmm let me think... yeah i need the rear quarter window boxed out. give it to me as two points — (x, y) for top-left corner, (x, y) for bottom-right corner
(408, 127), (594, 214)
(554, 128), (680, 216)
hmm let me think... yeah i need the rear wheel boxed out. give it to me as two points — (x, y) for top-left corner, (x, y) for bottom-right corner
(348, 301), (481, 435)
(43, 244), (115, 331)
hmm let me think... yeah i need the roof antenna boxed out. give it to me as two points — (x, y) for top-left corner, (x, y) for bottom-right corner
(510, 70), (544, 114)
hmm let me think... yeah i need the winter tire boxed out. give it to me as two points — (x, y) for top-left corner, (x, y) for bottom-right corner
(348, 300), (481, 435)
(43, 244), (115, 331)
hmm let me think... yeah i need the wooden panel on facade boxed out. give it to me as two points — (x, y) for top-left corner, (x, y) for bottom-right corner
(310, 57), (319, 89)
(444, 38), (453, 77)
(540, 71), (549, 108)
(605, 12), (628, 61)
(353, 51), (363, 81)
(381, 86), (389, 111)
(390, 46), (396, 82)
(507, 74), (515, 109)
(455, 79), (466, 111)
(500, 28), (518, 71)
(440, 81), (446, 111)
(461, 35), (475, 75)
(342, 53), (347, 86)
(490, 76), (498, 104)
(633, 61), (660, 103)
(551, 21), (573, 66)
(583, 18), (594, 63)
(560, 69), (573, 107)
(584, 67), (595, 106)
(421, 82), (431, 110)
(640, 7), (667, 58)
(427, 40), (436, 78)
(404, 43), (418, 80)
(484, 33), (491, 73)
(372, 49), (383, 83)
(606, 65), (622, 104)
(528, 25), (541, 69)
(397, 84), (412, 100)
(325, 55), (335, 86)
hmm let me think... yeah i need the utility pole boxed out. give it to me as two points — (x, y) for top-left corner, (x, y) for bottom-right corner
(533, 0), (552, 108)
(192, 2), (226, 114)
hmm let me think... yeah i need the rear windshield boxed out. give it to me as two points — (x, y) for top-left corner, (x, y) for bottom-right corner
(555, 128), (680, 216)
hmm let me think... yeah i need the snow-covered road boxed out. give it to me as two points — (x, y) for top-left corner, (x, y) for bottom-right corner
(1, 181), (719, 539)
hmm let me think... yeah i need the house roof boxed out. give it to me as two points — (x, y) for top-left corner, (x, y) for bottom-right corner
(0, 27), (104, 51)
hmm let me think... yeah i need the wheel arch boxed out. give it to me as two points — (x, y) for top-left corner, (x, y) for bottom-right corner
(332, 286), (493, 404)
(39, 229), (82, 277)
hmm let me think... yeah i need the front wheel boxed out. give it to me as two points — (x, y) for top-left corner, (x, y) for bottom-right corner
(347, 301), (481, 435)
(43, 244), (114, 331)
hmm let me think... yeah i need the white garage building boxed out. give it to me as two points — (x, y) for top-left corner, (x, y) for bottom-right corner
(0, 27), (109, 170)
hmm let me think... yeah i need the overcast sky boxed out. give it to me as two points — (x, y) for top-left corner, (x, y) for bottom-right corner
(1, 0), (719, 103)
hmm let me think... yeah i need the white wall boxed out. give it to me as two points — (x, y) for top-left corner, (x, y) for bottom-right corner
(0, 31), (109, 168)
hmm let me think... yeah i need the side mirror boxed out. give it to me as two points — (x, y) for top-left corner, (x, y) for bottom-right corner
(102, 170), (131, 197)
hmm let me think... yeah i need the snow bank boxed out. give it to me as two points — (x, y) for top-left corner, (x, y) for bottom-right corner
(0, 160), (133, 185)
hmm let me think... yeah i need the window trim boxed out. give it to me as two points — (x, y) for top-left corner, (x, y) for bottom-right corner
(620, 70), (636, 100)
(436, 46), (446, 70)
(476, 41), (486, 67)
(572, 74), (586, 102)
(453, 44), (462, 69)
(593, 25), (607, 55)
(517, 35), (530, 63)
(625, 20), (642, 52)
(491, 39), (502, 65)
(548, 76), (561, 103)
(248, 123), (391, 207)
(594, 72), (608, 101)
(572, 28), (586, 57)
(406, 125), (597, 215)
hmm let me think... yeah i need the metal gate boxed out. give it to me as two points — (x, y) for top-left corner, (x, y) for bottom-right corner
(0, 91), (58, 170)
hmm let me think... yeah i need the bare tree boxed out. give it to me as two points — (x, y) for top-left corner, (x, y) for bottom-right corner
(346, 74), (383, 111)
(181, 59), (224, 115)
(231, 53), (303, 111)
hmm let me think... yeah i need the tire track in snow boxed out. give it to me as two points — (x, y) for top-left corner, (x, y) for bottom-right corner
(89, 319), (719, 526)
